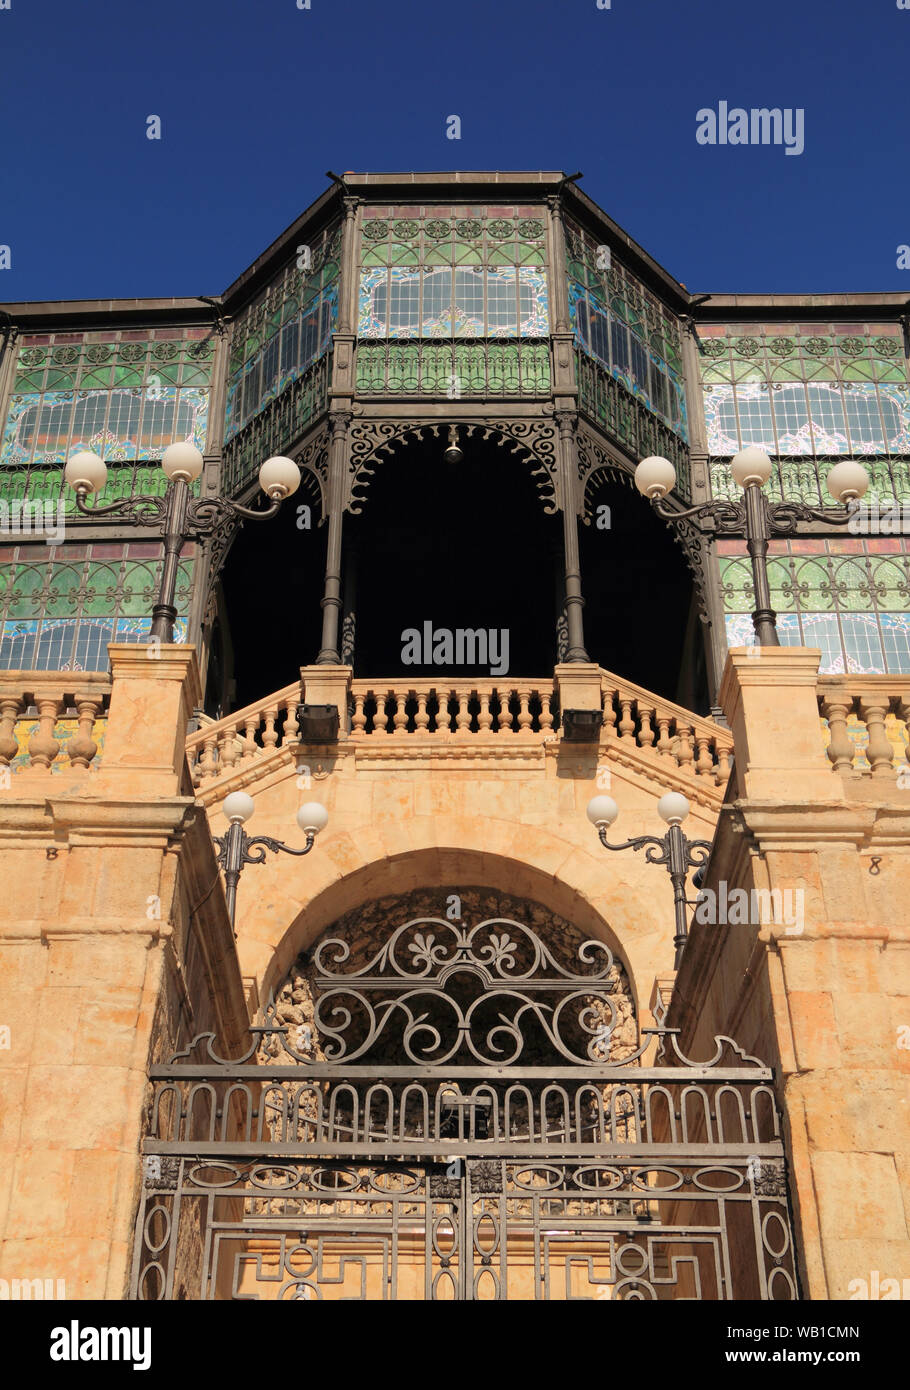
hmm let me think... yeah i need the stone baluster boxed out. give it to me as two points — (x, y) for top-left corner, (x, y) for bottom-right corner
(378, 691), (393, 734)
(897, 692), (910, 784)
(516, 688), (532, 732)
(539, 689), (555, 733)
(715, 746), (734, 786)
(415, 689), (430, 732)
(655, 713), (673, 759)
(455, 690), (471, 733)
(242, 717), (259, 761)
(498, 689), (514, 732)
(477, 690), (493, 733)
(601, 685), (617, 739)
(67, 694), (102, 770)
(28, 693), (61, 771)
(675, 721), (695, 773)
(198, 734), (219, 781)
(262, 706), (279, 751)
(858, 693), (895, 778)
(393, 691), (409, 735)
(638, 703), (655, 749)
(0, 693), (22, 766)
(617, 696), (635, 740)
(219, 728), (240, 773)
(820, 688), (855, 775)
(351, 690), (367, 736)
(695, 735), (714, 777)
(283, 697), (300, 746)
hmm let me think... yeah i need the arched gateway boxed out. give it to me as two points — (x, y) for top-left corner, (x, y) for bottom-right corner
(131, 888), (798, 1301)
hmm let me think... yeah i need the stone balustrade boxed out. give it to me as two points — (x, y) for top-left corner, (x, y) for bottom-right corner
(600, 672), (734, 783)
(817, 675), (910, 778)
(349, 680), (557, 736)
(0, 672), (112, 773)
(186, 680), (302, 785)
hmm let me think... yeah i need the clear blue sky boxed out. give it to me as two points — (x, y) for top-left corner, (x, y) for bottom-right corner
(1, 0), (908, 303)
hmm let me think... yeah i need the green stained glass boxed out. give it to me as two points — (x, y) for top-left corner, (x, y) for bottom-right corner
(769, 361), (805, 382)
(44, 564), (83, 617)
(113, 366), (144, 389)
(360, 248), (387, 267)
(120, 560), (159, 614)
(179, 365), (209, 387)
(8, 565), (46, 618)
(14, 371), (44, 392)
(81, 562), (122, 616)
(80, 368), (113, 389)
(152, 364), (181, 386)
(389, 244), (419, 265)
(424, 248), (451, 267)
(44, 370), (76, 390)
(452, 243), (483, 265)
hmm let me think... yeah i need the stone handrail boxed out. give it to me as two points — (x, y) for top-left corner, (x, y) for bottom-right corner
(0, 672), (112, 772)
(817, 675), (910, 778)
(600, 670), (734, 783)
(184, 668), (734, 787)
(349, 679), (557, 735)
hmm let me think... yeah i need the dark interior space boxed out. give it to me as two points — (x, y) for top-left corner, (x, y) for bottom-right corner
(214, 440), (708, 714)
(580, 473), (708, 712)
(217, 486), (326, 710)
(344, 434), (563, 678)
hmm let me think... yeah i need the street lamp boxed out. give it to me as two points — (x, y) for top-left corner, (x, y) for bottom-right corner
(586, 792), (712, 968)
(213, 791), (328, 929)
(64, 443), (301, 643)
(635, 449), (869, 647)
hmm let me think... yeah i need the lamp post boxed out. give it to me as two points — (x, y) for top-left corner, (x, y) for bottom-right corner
(635, 449), (869, 647)
(64, 443), (302, 643)
(213, 792), (329, 929)
(587, 792), (712, 968)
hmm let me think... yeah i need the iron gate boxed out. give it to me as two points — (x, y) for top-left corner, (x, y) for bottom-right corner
(130, 917), (800, 1300)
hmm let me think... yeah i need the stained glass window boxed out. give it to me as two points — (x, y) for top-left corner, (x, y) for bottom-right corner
(700, 327), (910, 459)
(356, 207), (549, 340)
(224, 222), (341, 443)
(719, 537), (910, 673)
(0, 542), (194, 672)
(2, 333), (212, 474)
(564, 219), (687, 442)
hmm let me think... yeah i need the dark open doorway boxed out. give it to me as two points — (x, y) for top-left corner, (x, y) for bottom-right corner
(344, 432), (563, 678)
(580, 473), (709, 712)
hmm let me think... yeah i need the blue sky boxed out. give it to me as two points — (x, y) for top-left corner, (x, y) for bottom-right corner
(1, 0), (908, 302)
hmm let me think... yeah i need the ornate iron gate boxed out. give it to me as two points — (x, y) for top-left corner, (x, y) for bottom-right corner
(130, 917), (800, 1300)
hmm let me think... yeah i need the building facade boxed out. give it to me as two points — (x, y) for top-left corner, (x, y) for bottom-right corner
(0, 172), (908, 1302)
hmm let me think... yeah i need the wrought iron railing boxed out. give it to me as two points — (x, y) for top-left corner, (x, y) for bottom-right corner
(355, 338), (551, 397)
(575, 351), (691, 500)
(711, 453), (910, 507)
(221, 356), (330, 496)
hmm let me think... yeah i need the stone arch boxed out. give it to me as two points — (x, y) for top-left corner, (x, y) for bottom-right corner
(262, 883), (640, 1071)
(246, 837), (669, 1025)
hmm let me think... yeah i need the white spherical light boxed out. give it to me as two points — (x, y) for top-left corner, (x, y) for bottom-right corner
(297, 801), (329, 835)
(586, 795), (619, 828)
(730, 447), (772, 489)
(223, 791), (255, 824)
(657, 792), (690, 826)
(635, 456), (677, 499)
(825, 460), (869, 504)
(259, 456), (301, 499)
(64, 451), (107, 494)
(162, 442), (204, 482)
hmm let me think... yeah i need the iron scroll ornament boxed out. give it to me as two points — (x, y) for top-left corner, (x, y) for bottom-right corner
(307, 916), (618, 1067)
